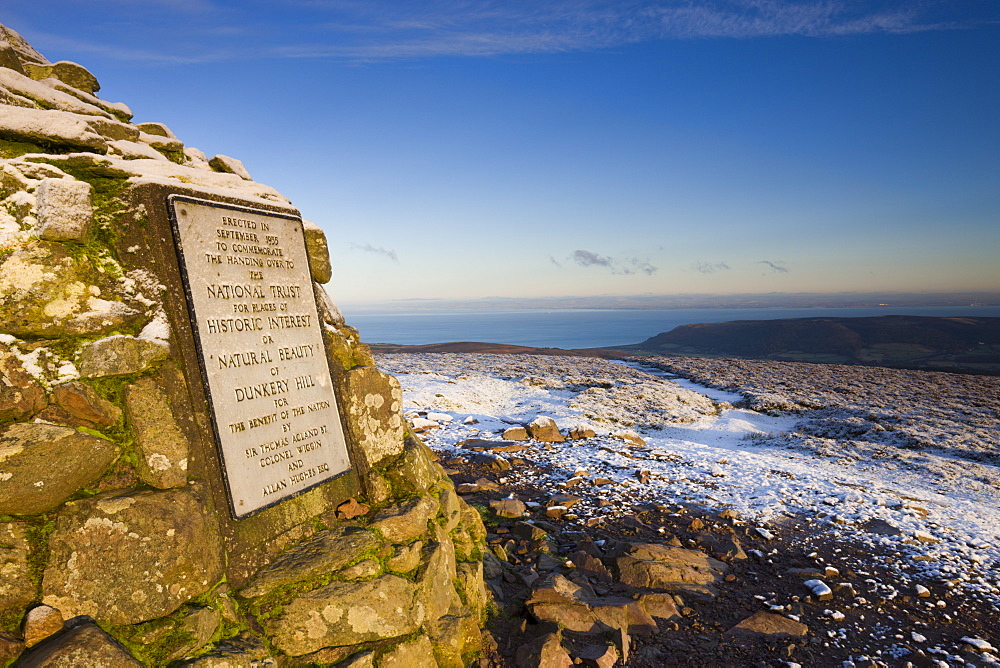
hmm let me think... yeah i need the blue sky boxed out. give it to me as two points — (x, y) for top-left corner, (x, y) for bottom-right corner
(5, 1), (999, 306)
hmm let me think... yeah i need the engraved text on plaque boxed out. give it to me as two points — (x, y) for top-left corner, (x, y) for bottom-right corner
(168, 195), (351, 518)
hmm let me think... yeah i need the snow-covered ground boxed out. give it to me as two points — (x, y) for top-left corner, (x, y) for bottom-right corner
(376, 353), (1000, 619)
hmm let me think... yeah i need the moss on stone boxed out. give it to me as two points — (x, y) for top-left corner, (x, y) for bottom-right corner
(0, 138), (75, 159)
(27, 156), (130, 263)
(22, 513), (58, 598)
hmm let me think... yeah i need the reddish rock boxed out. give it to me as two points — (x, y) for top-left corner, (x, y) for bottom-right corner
(526, 574), (657, 636)
(514, 631), (572, 668)
(726, 611), (808, 637)
(615, 543), (727, 597)
(0, 631), (24, 665)
(0, 343), (47, 420)
(335, 497), (370, 519)
(636, 593), (681, 620)
(576, 643), (618, 668)
(50, 381), (121, 427)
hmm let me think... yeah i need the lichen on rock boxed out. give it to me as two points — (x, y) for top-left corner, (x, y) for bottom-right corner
(0, 422), (120, 515)
(41, 489), (224, 625)
(0, 240), (143, 337)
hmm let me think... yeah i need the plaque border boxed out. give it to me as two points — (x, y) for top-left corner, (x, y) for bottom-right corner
(167, 194), (352, 520)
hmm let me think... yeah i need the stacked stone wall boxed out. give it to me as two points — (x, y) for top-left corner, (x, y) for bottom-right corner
(0, 24), (488, 667)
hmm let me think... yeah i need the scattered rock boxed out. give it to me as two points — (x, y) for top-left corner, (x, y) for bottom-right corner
(514, 631), (573, 668)
(612, 429), (646, 446)
(567, 425), (597, 440)
(547, 494), (583, 508)
(527, 416), (565, 442)
(636, 592), (681, 620)
(803, 579), (834, 601)
(694, 532), (747, 560)
(461, 438), (528, 453)
(576, 643), (618, 668)
(502, 426), (529, 440)
(411, 417), (440, 432)
(726, 611), (809, 638)
(490, 496), (527, 518)
(616, 542), (728, 596)
(527, 574), (657, 635)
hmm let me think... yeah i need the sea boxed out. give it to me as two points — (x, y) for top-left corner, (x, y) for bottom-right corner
(340, 305), (1000, 349)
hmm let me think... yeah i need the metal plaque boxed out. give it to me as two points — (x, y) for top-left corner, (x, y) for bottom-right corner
(168, 195), (351, 518)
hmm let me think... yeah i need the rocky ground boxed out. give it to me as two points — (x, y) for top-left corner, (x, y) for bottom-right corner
(375, 352), (1000, 668)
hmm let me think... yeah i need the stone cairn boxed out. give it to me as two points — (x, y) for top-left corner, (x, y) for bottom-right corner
(0, 24), (488, 666)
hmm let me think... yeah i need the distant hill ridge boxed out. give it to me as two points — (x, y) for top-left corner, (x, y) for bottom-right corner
(625, 315), (1000, 373)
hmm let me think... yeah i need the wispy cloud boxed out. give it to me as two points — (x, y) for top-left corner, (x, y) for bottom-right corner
(571, 249), (614, 269)
(30, 1), (983, 65)
(268, 1), (975, 62)
(549, 255), (564, 269)
(570, 249), (658, 276)
(350, 242), (399, 262)
(694, 261), (731, 274)
(759, 259), (790, 273)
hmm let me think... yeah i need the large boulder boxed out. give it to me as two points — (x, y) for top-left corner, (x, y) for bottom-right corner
(0, 240), (142, 337)
(0, 105), (108, 152)
(23, 60), (101, 94)
(0, 422), (120, 515)
(263, 575), (424, 656)
(417, 526), (462, 632)
(302, 219), (332, 284)
(42, 489), (223, 624)
(240, 525), (381, 598)
(77, 335), (169, 378)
